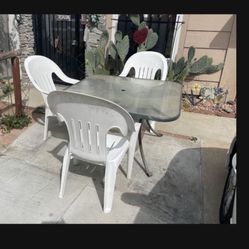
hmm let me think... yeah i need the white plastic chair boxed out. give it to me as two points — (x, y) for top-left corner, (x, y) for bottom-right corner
(24, 55), (79, 140)
(120, 51), (168, 132)
(47, 90), (140, 213)
(120, 51), (168, 80)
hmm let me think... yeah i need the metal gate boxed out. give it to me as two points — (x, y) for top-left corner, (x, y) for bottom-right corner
(117, 14), (178, 58)
(33, 14), (85, 82)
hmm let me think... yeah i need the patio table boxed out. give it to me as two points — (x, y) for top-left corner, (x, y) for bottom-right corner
(66, 74), (182, 177)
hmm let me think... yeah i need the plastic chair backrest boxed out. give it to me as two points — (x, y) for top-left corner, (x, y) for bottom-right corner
(119, 51), (168, 80)
(24, 55), (78, 106)
(48, 91), (135, 164)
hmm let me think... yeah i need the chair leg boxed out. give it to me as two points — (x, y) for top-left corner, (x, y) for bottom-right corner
(43, 108), (49, 141)
(59, 147), (71, 198)
(127, 123), (141, 179)
(103, 161), (119, 213)
(149, 120), (156, 133)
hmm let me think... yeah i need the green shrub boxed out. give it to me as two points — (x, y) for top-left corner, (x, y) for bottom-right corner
(0, 114), (32, 133)
(167, 46), (224, 83)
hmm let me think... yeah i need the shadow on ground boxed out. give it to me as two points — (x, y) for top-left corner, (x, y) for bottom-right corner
(120, 147), (228, 224)
(48, 140), (227, 223)
(23, 112), (228, 223)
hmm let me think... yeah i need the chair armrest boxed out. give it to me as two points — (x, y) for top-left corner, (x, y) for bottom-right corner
(55, 66), (80, 84)
(60, 75), (79, 85)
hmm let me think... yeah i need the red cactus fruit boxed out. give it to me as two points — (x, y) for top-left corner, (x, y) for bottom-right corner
(133, 27), (148, 44)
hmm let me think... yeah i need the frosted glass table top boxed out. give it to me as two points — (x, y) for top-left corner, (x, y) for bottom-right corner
(66, 75), (182, 122)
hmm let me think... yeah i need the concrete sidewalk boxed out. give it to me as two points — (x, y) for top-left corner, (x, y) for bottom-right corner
(156, 112), (236, 223)
(0, 86), (236, 223)
(1, 117), (203, 223)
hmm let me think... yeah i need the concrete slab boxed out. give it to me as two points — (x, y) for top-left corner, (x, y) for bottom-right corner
(0, 120), (203, 223)
(125, 136), (202, 224)
(201, 145), (228, 223)
(0, 155), (88, 223)
(61, 185), (140, 224)
(2, 76), (236, 223)
(156, 111), (236, 223)
(156, 111), (236, 146)
(57, 134), (203, 224)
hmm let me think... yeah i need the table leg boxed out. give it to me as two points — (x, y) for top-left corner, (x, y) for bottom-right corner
(138, 119), (153, 177)
(146, 119), (163, 137)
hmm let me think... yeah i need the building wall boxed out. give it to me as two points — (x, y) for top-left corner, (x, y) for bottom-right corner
(17, 14), (35, 84)
(1, 14), (35, 84)
(0, 14), (11, 78)
(8, 15), (20, 51)
(176, 14), (236, 101)
(0, 15), (10, 52)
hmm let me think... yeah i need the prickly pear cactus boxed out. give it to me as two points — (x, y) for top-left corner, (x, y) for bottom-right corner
(99, 30), (109, 49)
(145, 29), (158, 50)
(108, 31), (129, 64)
(115, 31), (123, 42)
(116, 35), (129, 63)
(128, 14), (159, 52)
(106, 32), (130, 75)
(85, 29), (113, 75)
(138, 21), (147, 30)
(205, 63), (224, 74)
(85, 49), (96, 75)
(167, 46), (224, 83)
(190, 56), (212, 74)
(109, 41), (118, 60)
(187, 46), (195, 63)
(129, 14), (140, 26)
(174, 57), (186, 75)
(137, 28), (158, 52)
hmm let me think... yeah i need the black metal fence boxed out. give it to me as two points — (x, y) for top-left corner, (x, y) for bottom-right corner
(32, 14), (183, 81)
(33, 14), (85, 82)
(116, 14), (181, 59)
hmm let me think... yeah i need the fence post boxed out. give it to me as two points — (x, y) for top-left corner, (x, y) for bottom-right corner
(11, 56), (23, 116)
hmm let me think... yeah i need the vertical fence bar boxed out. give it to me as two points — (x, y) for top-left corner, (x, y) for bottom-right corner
(48, 14), (52, 59)
(70, 15), (73, 76)
(52, 15), (56, 61)
(75, 14), (80, 79)
(11, 56), (22, 116)
(65, 16), (68, 73)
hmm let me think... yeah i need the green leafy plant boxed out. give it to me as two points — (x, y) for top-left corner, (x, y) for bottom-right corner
(167, 46), (224, 83)
(200, 86), (228, 108)
(85, 29), (130, 76)
(190, 136), (198, 142)
(85, 14), (160, 76)
(0, 83), (13, 98)
(85, 30), (110, 75)
(183, 85), (229, 113)
(129, 14), (158, 52)
(87, 14), (102, 30)
(184, 83), (204, 106)
(107, 31), (130, 75)
(0, 114), (32, 133)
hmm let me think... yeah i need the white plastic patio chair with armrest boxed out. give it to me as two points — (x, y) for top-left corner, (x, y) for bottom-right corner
(119, 51), (168, 134)
(47, 90), (139, 213)
(24, 55), (79, 140)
